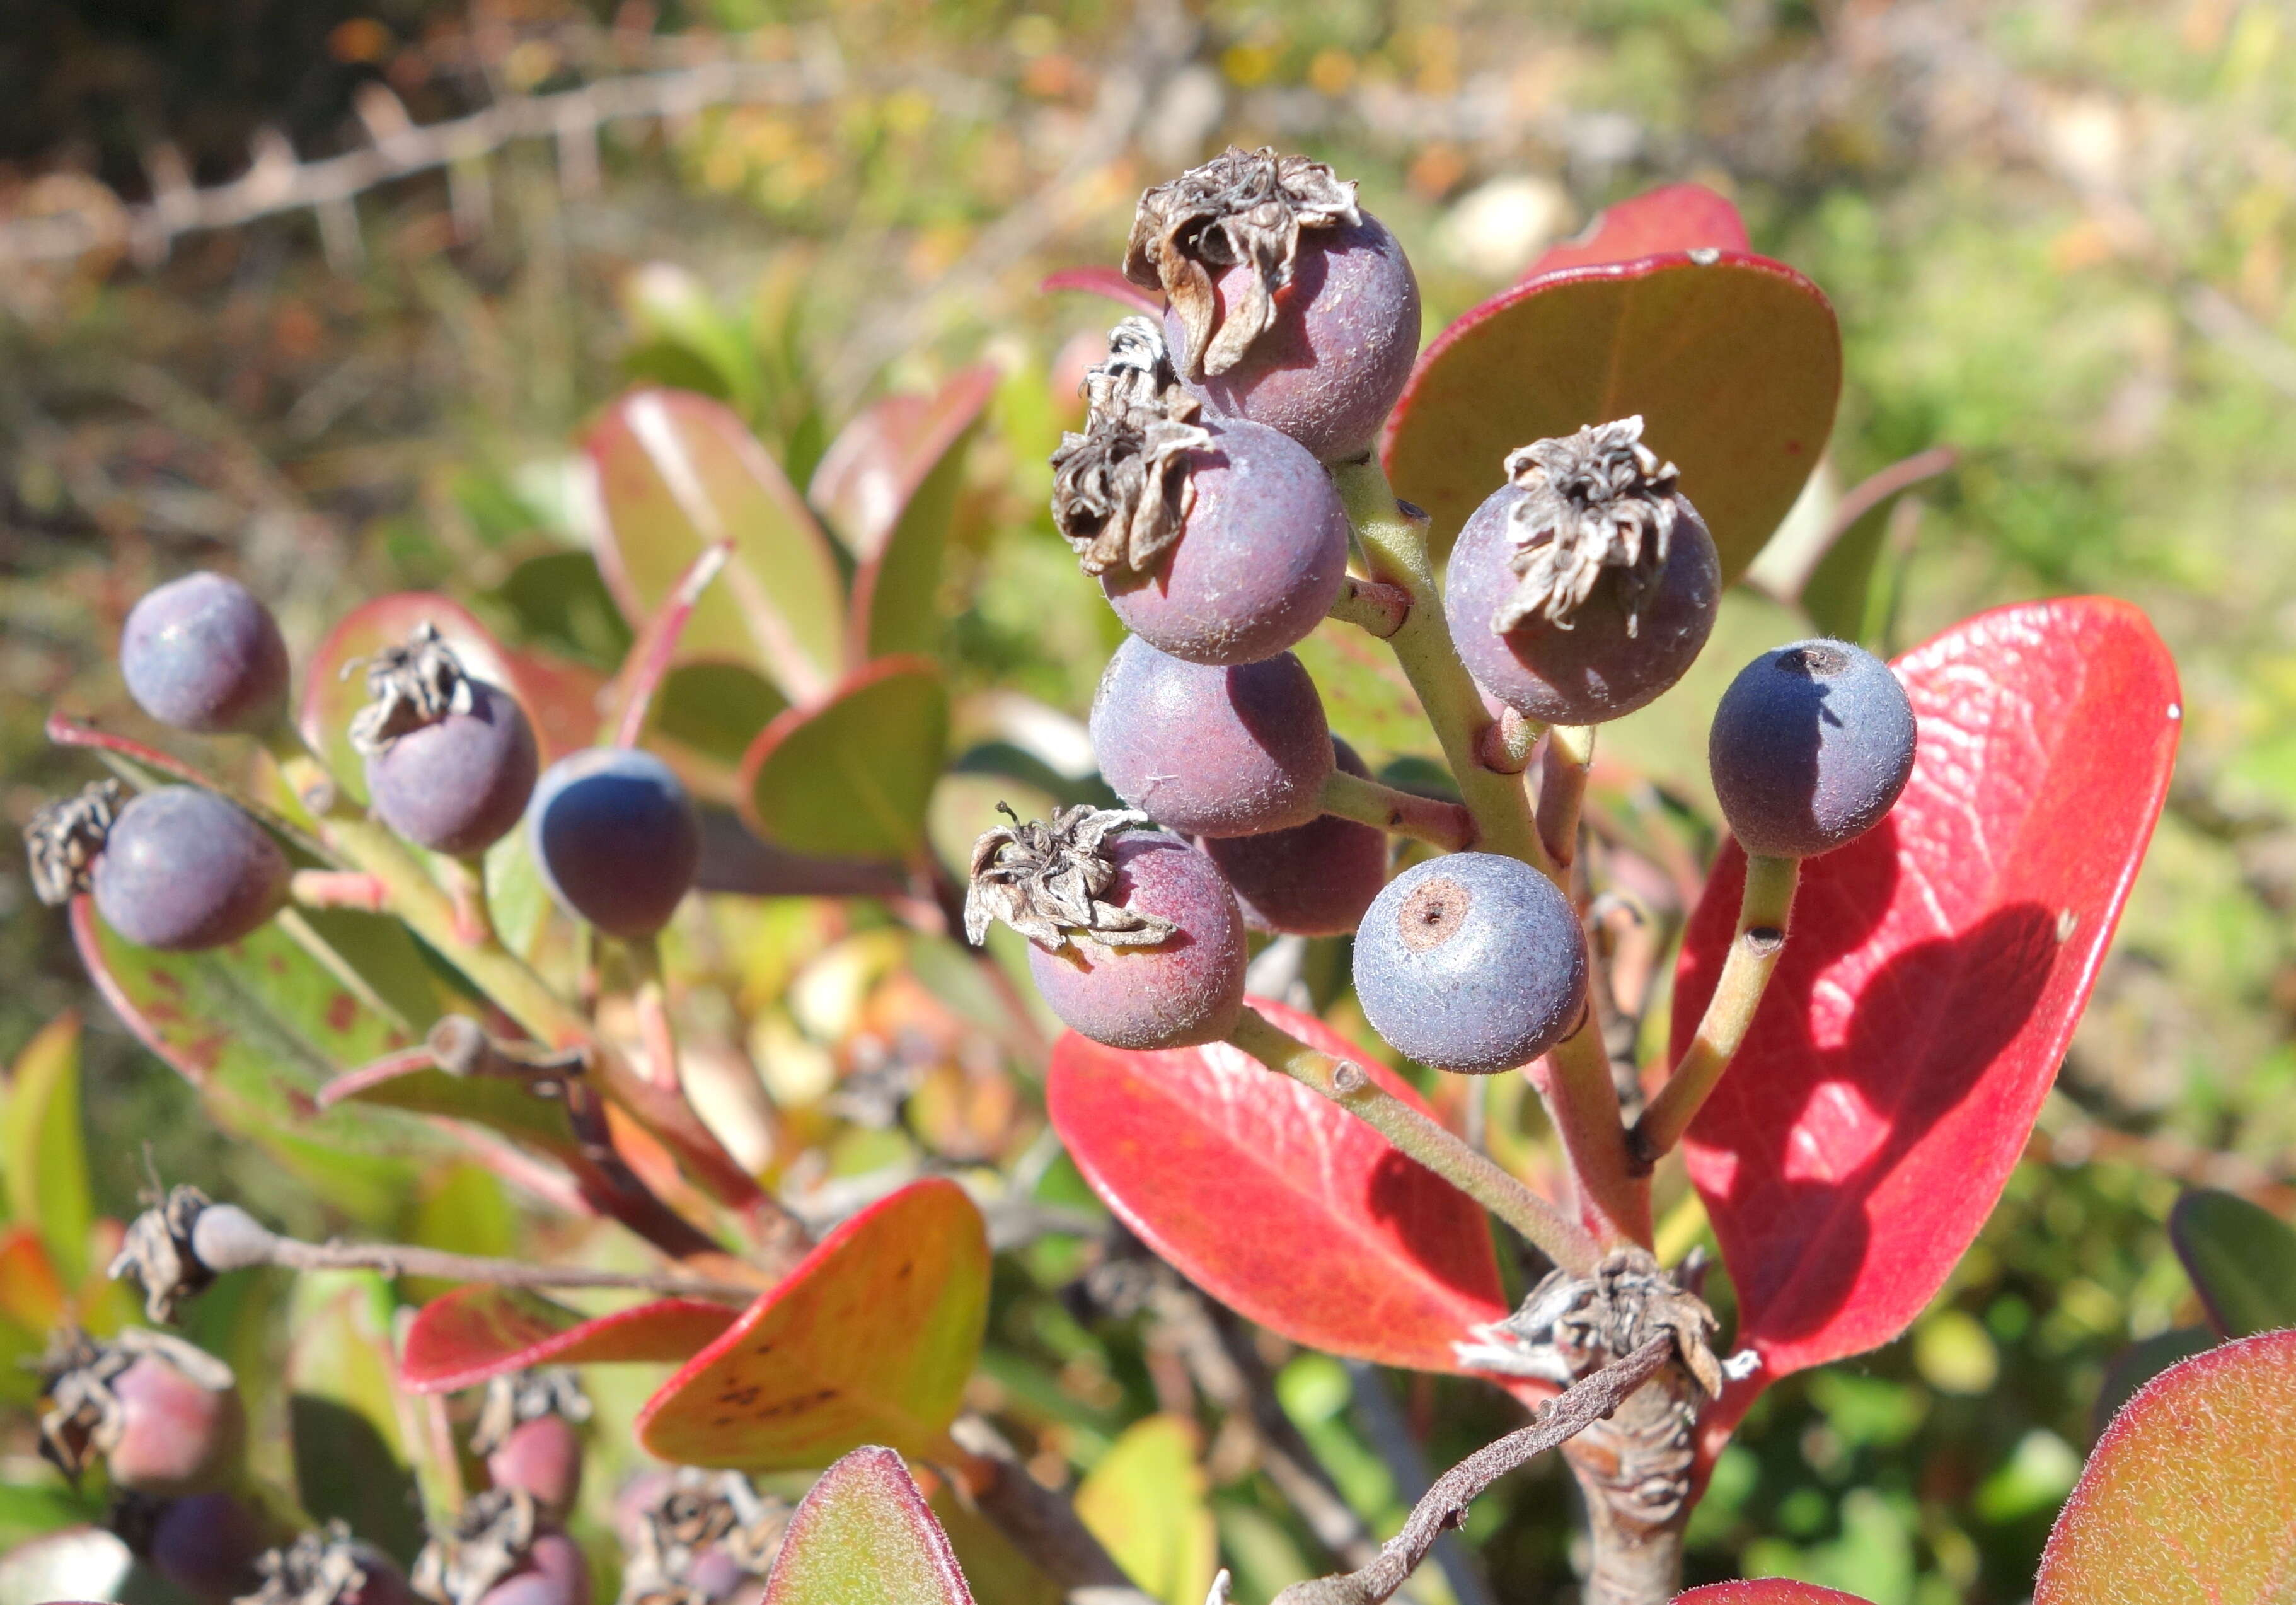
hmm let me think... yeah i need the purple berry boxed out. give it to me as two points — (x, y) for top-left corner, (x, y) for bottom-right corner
(120, 572), (291, 735)
(147, 1492), (271, 1599)
(1444, 420), (1721, 726)
(91, 788), (289, 951)
(364, 678), (538, 856)
(473, 1531), (589, 1605)
(1020, 829), (1247, 1050)
(102, 1350), (248, 1497)
(1090, 635), (1333, 838)
(1707, 639), (1917, 860)
(1102, 415), (1351, 664)
(528, 748), (701, 937)
(485, 1415), (582, 1518)
(1128, 150), (1419, 463)
(1352, 852), (1588, 1073)
(1201, 739), (1389, 936)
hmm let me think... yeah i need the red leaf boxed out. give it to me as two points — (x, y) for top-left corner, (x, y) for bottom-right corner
(399, 1286), (738, 1394)
(1039, 266), (1161, 316)
(1524, 182), (1749, 280)
(1674, 1585), (1876, 1605)
(811, 364), (999, 562)
(1673, 599), (2179, 1443)
(1047, 997), (1508, 1374)
(636, 1179), (989, 1468)
(763, 1446), (976, 1605)
(605, 542), (734, 747)
(2035, 1330), (2296, 1604)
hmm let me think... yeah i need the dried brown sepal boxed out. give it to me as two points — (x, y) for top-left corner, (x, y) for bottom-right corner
(1492, 417), (1684, 637)
(25, 779), (128, 907)
(241, 1522), (396, 1605)
(1124, 147), (1361, 380)
(38, 1326), (238, 1483)
(413, 1488), (538, 1605)
(470, 1369), (591, 1456)
(1050, 318), (1212, 579)
(1451, 1246), (1741, 1400)
(964, 803), (1176, 953)
(616, 1469), (791, 1605)
(110, 1183), (218, 1324)
(348, 622), (475, 756)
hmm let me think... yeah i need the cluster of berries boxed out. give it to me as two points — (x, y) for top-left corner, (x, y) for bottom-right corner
(24, 572), (708, 956)
(970, 147), (1918, 1077)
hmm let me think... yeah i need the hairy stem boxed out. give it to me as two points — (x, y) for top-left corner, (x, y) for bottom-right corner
(1540, 1022), (1650, 1248)
(1629, 854), (1799, 1170)
(1329, 457), (1552, 875)
(1317, 768), (1477, 852)
(1327, 574), (1412, 637)
(1271, 1338), (1673, 1605)
(1230, 1007), (1597, 1275)
(1535, 724), (1595, 871)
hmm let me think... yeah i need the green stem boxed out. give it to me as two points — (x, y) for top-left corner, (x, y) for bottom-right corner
(1329, 457), (1552, 876)
(1318, 768), (1477, 852)
(1542, 1020), (1649, 1247)
(1537, 724), (1595, 871)
(1629, 854), (1799, 1171)
(1230, 1007), (1598, 1276)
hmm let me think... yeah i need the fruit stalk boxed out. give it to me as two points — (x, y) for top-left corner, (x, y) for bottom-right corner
(1539, 1023), (1650, 1246)
(1329, 456), (1553, 876)
(1326, 574), (1410, 638)
(1629, 854), (1799, 1168)
(1316, 768), (1477, 851)
(1229, 1007), (1598, 1275)
(1535, 724), (1595, 871)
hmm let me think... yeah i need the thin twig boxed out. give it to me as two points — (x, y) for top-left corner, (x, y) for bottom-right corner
(1273, 1338), (1674, 1605)
(1342, 1362), (1499, 1605)
(258, 1236), (759, 1301)
(1318, 768), (1479, 852)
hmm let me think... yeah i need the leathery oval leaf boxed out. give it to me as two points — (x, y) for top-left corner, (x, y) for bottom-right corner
(2, 1012), (92, 1285)
(587, 387), (848, 704)
(1047, 997), (1508, 1374)
(2034, 1330), (2296, 1605)
(739, 657), (949, 862)
(636, 1178), (990, 1469)
(1671, 599), (2179, 1447)
(400, 1285), (741, 1394)
(1383, 252), (1840, 574)
(1673, 1585), (1877, 1605)
(848, 364), (1000, 661)
(762, 1446), (975, 1605)
(2166, 1189), (2296, 1339)
(1523, 182), (1750, 280)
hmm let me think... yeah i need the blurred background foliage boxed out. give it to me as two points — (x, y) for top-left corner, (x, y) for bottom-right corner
(1, 1), (2293, 1602)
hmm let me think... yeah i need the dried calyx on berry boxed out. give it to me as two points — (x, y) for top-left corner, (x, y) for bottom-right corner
(23, 779), (128, 906)
(963, 804), (1176, 951)
(245, 1522), (410, 1605)
(470, 1370), (591, 1456)
(618, 1469), (791, 1605)
(1050, 318), (1211, 579)
(1492, 417), (1684, 638)
(349, 623), (476, 755)
(38, 1325), (239, 1484)
(1125, 146), (1361, 380)
(112, 1183), (280, 1323)
(413, 1489), (543, 1605)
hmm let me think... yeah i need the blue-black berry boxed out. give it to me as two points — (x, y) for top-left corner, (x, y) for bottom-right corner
(1707, 639), (1917, 859)
(528, 748), (701, 938)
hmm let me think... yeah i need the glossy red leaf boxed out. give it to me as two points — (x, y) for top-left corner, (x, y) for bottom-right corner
(588, 388), (848, 704)
(1523, 182), (1749, 280)
(1047, 997), (1508, 1374)
(1673, 600), (2180, 1444)
(636, 1178), (989, 1469)
(1041, 265), (1161, 316)
(1382, 252), (1839, 577)
(1674, 1585), (1875, 1605)
(763, 1446), (975, 1605)
(399, 1285), (739, 1393)
(2034, 1330), (2296, 1605)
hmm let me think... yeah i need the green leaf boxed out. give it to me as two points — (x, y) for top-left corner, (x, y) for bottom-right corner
(1, 1012), (91, 1284)
(2168, 1189), (2296, 1338)
(621, 263), (766, 423)
(740, 659), (949, 862)
(1073, 1416), (1218, 1605)
(589, 388), (849, 705)
(1288, 620), (1431, 768)
(845, 366), (1000, 661)
(1385, 252), (1841, 574)
(0, 1481), (104, 1551)
(761, 1446), (975, 1605)
(2037, 1330), (2296, 1605)
(286, 1272), (424, 1565)
(651, 662), (788, 768)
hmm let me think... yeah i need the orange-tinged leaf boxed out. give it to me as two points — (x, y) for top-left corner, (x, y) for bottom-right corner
(2035, 1330), (2296, 1605)
(400, 1285), (740, 1394)
(0, 1226), (66, 1333)
(637, 1179), (989, 1469)
(761, 1446), (975, 1605)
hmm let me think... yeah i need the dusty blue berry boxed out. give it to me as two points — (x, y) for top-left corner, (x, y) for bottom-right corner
(1352, 852), (1587, 1074)
(1708, 639), (1916, 859)
(365, 680), (538, 857)
(92, 788), (289, 951)
(528, 748), (700, 937)
(1089, 635), (1332, 838)
(120, 572), (291, 735)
